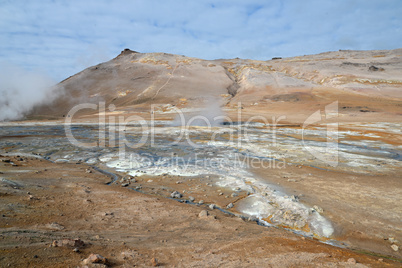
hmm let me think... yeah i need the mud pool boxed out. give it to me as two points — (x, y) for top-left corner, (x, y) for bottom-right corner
(0, 120), (401, 242)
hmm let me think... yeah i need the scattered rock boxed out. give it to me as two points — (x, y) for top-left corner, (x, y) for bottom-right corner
(121, 183), (129, 187)
(227, 203), (234, 209)
(188, 196), (195, 202)
(287, 179), (298, 182)
(198, 210), (209, 218)
(52, 238), (84, 248)
(347, 258), (356, 264)
(150, 257), (159, 267)
(247, 216), (258, 222)
(209, 204), (216, 210)
(171, 191), (182, 199)
(290, 195), (299, 202)
(388, 237), (398, 244)
(120, 249), (138, 261)
(46, 222), (65, 230)
(83, 253), (107, 265)
(85, 168), (92, 173)
(198, 200), (204, 205)
(391, 244), (399, 251)
(313, 205), (323, 213)
(231, 193), (238, 198)
(369, 65), (384, 71)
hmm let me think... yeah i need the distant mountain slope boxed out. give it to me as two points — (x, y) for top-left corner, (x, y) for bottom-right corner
(29, 48), (402, 120)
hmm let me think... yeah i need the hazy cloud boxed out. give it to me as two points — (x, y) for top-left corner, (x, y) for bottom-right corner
(0, 0), (401, 81)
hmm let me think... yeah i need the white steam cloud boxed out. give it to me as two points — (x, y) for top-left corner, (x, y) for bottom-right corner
(0, 62), (59, 121)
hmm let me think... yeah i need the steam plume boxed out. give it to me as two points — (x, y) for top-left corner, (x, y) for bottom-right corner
(0, 62), (58, 121)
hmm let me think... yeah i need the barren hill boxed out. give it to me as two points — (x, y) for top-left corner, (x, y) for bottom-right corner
(30, 48), (402, 122)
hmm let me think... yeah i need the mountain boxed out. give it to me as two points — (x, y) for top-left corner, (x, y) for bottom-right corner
(29, 48), (402, 122)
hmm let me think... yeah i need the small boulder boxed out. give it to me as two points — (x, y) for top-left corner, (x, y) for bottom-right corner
(313, 205), (323, 213)
(198, 210), (209, 218)
(391, 244), (399, 252)
(369, 65), (385, 72)
(171, 191), (182, 199)
(227, 203), (234, 209)
(290, 195), (299, 202)
(83, 253), (107, 265)
(52, 238), (85, 248)
(388, 237), (398, 244)
(150, 257), (159, 267)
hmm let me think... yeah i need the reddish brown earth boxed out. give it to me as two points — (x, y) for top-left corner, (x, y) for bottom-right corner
(0, 155), (399, 267)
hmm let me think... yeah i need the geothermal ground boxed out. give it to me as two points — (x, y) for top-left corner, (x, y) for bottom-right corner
(0, 49), (401, 267)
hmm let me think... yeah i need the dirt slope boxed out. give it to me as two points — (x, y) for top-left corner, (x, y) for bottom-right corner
(28, 48), (402, 122)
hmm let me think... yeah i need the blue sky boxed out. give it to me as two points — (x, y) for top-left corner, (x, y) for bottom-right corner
(1, 0), (401, 81)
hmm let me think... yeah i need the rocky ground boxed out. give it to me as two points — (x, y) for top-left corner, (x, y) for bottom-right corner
(0, 154), (400, 267)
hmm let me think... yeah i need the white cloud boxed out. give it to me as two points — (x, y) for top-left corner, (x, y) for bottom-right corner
(0, 0), (401, 81)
